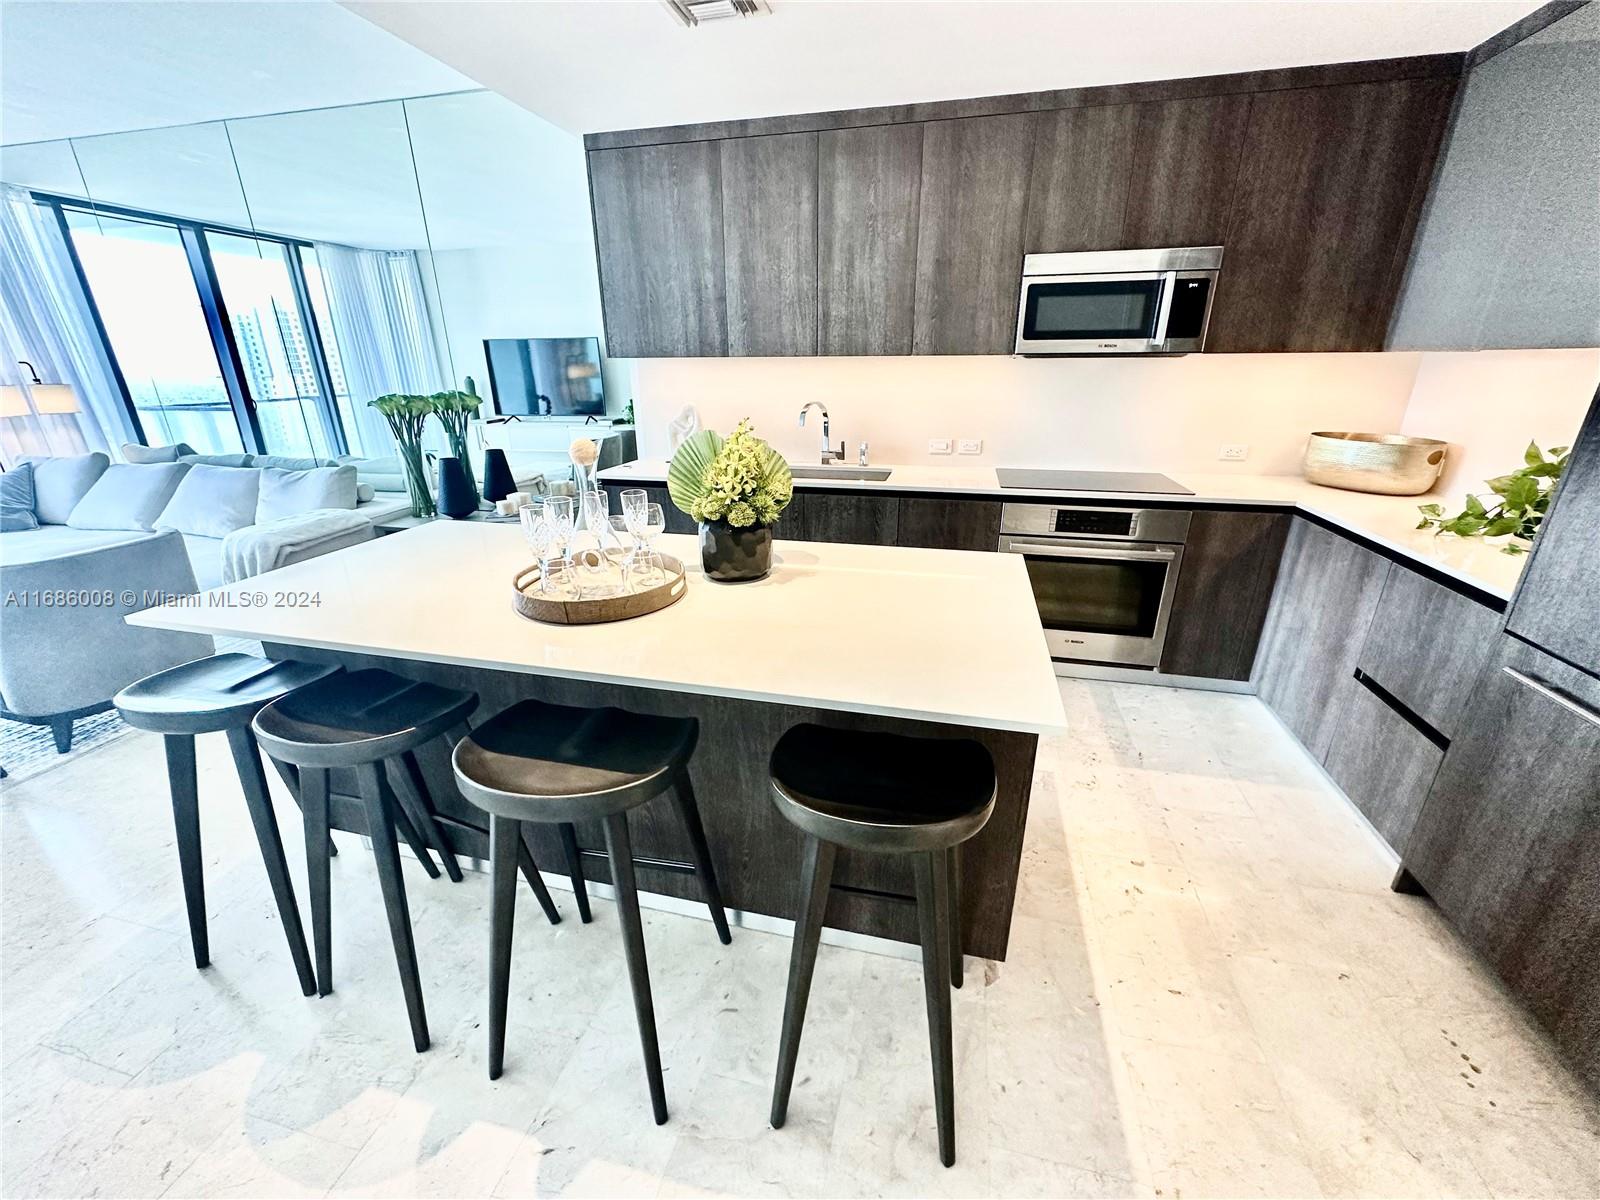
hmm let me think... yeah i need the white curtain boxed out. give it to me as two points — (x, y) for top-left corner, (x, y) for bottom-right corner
(314, 243), (448, 455)
(0, 185), (137, 465)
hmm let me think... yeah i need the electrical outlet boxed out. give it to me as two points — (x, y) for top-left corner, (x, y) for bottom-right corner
(1218, 444), (1250, 462)
(928, 438), (953, 455)
(957, 438), (983, 456)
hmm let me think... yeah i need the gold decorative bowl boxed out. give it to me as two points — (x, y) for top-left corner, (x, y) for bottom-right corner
(1303, 432), (1448, 496)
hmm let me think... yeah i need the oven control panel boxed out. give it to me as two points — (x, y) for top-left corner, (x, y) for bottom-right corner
(999, 503), (1191, 544)
(1054, 509), (1135, 537)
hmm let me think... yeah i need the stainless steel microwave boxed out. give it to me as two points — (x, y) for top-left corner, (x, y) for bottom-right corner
(1014, 246), (1223, 356)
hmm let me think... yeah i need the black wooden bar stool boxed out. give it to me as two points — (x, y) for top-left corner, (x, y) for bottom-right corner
(451, 698), (732, 1125)
(113, 653), (342, 995)
(252, 668), (563, 1053)
(766, 723), (996, 1167)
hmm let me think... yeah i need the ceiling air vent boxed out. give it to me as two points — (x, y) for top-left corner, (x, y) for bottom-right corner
(661, 0), (770, 26)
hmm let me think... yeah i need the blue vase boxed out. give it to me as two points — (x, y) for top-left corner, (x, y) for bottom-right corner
(481, 447), (516, 502)
(436, 456), (478, 519)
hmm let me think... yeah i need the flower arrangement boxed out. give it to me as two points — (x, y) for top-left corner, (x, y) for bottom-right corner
(429, 390), (483, 508)
(667, 419), (793, 528)
(371, 393), (436, 518)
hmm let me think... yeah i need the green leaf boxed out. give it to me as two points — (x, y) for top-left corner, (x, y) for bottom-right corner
(1483, 515), (1522, 537)
(1524, 441), (1546, 467)
(1485, 473), (1519, 497)
(1503, 475), (1540, 510)
(1446, 515), (1487, 535)
(1549, 446), (1570, 458)
(666, 430), (723, 516)
(1416, 503), (1444, 517)
(1464, 493), (1487, 518)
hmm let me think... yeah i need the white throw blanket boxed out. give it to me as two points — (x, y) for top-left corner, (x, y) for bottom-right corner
(221, 509), (372, 583)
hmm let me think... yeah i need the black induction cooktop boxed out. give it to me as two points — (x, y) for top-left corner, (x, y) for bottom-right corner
(995, 469), (1194, 495)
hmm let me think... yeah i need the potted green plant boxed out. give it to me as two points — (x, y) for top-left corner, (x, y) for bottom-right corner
(667, 419), (793, 582)
(1417, 441), (1569, 555)
(429, 389), (482, 510)
(370, 393), (436, 518)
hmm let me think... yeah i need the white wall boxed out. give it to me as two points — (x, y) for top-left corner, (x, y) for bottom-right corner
(1400, 348), (1600, 496)
(626, 353), (1425, 474)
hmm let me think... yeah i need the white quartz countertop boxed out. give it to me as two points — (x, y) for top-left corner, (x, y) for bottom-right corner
(600, 460), (1525, 601)
(127, 521), (1067, 735)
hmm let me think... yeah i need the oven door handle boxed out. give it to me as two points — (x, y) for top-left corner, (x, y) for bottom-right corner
(1004, 539), (1177, 563)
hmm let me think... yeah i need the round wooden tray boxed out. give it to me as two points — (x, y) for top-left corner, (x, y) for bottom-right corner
(512, 552), (687, 625)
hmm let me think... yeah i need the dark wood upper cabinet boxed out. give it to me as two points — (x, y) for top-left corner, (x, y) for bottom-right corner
(1506, 391), (1600, 674)
(720, 132), (818, 356)
(1206, 76), (1457, 353)
(912, 113), (1036, 355)
(895, 497), (1002, 552)
(588, 141), (727, 358)
(1121, 93), (1252, 248)
(1024, 104), (1136, 253)
(1159, 510), (1289, 681)
(1404, 634), (1600, 1091)
(1254, 517), (1391, 760)
(816, 123), (924, 356)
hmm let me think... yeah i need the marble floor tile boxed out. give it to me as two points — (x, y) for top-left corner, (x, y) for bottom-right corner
(5, 679), (1595, 1199)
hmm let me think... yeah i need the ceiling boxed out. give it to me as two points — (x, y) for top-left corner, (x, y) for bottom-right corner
(344, 0), (1543, 137)
(0, 0), (477, 146)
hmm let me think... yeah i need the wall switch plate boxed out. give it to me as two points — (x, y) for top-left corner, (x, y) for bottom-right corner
(1218, 444), (1250, 461)
(958, 438), (983, 455)
(928, 438), (953, 455)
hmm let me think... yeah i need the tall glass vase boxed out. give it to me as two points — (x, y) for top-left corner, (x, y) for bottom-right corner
(397, 439), (436, 518)
(444, 427), (479, 509)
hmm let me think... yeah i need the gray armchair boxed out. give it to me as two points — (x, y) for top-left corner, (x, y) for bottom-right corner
(0, 530), (214, 754)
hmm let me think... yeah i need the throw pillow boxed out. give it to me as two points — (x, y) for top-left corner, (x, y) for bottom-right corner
(253, 454), (335, 472)
(121, 442), (194, 463)
(179, 452), (254, 468)
(0, 462), (40, 532)
(155, 464), (261, 539)
(356, 481), (375, 503)
(256, 465), (359, 523)
(66, 462), (191, 531)
(21, 451), (109, 524)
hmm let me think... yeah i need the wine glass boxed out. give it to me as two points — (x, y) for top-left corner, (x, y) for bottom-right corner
(519, 503), (551, 560)
(542, 495), (574, 559)
(634, 502), (668, 587)
(541, 555), (580, 601)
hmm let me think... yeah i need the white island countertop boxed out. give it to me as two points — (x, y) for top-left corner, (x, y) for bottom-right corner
(127, 521), (1067, 736)
(601, 460), (1526, 601)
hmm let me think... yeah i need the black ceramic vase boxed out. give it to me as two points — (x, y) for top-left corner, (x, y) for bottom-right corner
(436, 456), (478, 519)
(481, 447), (516, 502)
(699, 520), (772, 582)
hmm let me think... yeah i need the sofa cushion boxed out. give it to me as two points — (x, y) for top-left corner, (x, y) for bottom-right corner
(1, 462), (39, 532)
(181, 534), (225, 590)
(23, 452), (109, 524)
(356, 481), (375, 503)
(179, 452), (253, 468)
(121, 442), (194, 464)
(336, 455), (407, 492)
(253, 454), (336, 472)
(155, 464), (261, 539)
(67, 462), (190, 531)
(256, 465), (358, 522)
(0, 525), (153, 566)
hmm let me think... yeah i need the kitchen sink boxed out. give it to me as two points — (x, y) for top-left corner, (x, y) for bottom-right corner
(787, 464), (892, 481)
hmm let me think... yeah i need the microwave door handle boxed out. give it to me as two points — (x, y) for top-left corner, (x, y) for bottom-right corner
(1006, 540), (1177, 563)
(1151, 271), (1177, 347)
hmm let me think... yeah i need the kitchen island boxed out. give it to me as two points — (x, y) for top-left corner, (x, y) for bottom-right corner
(127, 521), (1065, 959)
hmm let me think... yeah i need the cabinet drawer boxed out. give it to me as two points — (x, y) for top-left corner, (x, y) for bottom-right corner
(895, 497), (1000, 552)
(1324, 676), (1445, 855)
(1357, 565), (1501, 739)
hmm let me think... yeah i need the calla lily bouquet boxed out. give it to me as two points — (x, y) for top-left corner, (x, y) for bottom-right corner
(667, 419), (793, 528)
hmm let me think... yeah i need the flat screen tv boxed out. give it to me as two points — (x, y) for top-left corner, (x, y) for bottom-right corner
(483, 337), (605, 417)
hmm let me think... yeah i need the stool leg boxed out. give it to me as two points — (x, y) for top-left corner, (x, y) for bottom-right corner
(770, 833), (836, 1129)
(913, 850), (956, 1168)
(669, 773), (731, 945)
(488, 813), (519, 1080)
(358, 761), (429, 1053)
(382, 772), (441, 880)
(516, 831), (562, 926)
(300, 766), (333, 996)
(948, 845), (963, 990)
(387, 752), (463, 883)
(225, 727), (316, 998)
(269, 755), (336, 858)
(603, 811), (667, 1125)
(559, 823), (592, 924)
(163, 734), (208, 970)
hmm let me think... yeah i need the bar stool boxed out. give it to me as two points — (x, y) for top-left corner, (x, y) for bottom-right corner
(113, 653), (342, 996)
(451, 698), (732, 1125)
(252, 668), (563, 1053)
(766, 723), (996, 1167)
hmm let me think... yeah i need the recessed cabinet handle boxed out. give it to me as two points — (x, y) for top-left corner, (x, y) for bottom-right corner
(1502, 666), (1600, 730)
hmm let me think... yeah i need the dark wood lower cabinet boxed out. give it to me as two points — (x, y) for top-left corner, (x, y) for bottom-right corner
(895, 497), (1001, 552)
(1404, 636), (1600, 1090)
(794, 492), (899, 545)
(603, 483), (695, 534)
(1323, 676), (1444, 855)
(1159, 510), (1290, 681)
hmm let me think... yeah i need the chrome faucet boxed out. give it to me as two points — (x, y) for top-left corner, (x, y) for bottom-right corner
(798, 401), (844, 464)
